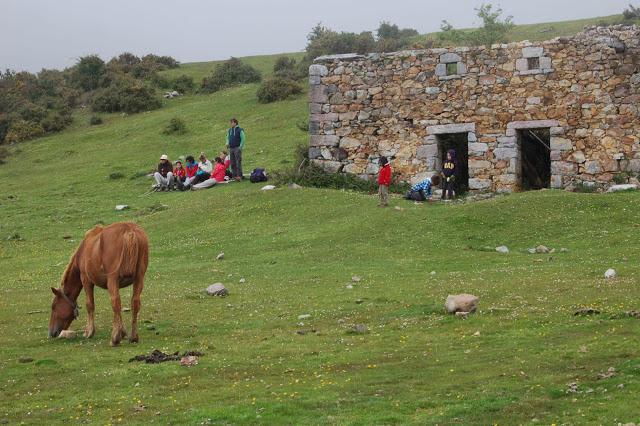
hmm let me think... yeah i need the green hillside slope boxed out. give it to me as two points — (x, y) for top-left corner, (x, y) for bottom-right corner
(0, 28), (639, 425)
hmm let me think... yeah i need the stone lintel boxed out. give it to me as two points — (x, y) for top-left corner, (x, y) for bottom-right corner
(507, 120), (559, 130)
(426, 123), (476, 135)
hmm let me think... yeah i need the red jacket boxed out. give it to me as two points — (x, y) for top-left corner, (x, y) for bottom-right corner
(185, 163), (198, 178)
(173, 167), (186, 179)
(378, 164), (392, 186)
(212, 162), (227, 182)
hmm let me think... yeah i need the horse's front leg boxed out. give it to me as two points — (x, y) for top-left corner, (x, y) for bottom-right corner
(107, 276), (127, 346)
(129, 276), (145, 343)
(82, 278), (96, 338)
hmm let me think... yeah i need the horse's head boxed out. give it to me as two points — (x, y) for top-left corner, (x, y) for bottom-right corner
(48, 287), (78, 338)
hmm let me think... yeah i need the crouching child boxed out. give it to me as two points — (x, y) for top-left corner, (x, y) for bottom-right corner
(405, 175), (441, 203)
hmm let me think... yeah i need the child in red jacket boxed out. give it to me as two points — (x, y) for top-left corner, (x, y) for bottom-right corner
(378, 156), (392, 207)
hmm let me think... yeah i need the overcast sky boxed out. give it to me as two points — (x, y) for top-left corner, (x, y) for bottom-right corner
(0, 0), (630, 72)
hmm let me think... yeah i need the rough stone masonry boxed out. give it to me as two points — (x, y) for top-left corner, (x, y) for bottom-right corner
(307, 25), (640, 192)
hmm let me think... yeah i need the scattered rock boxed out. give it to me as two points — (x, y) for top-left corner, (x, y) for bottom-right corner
(607, 184), (638, 192)
(288, 183), (302, 189)
(579, 345), (588, 353)
(353, 324), (367, 334)
(345, 284), (353, 290)
(355, 299), (364, 304)
(527, 248), (536, 254)
(62, 235), (72, 240)
(394, 206), (404, 211)
(597, 367), (616, 380)
(58, 330), (76, 339)
(297, 314), (311, 320)
(617, 383), (625, 389)
(261, 185), (276, 191)
(604, 268), (617, 279)
(115, 204), (129, 211)
(560, 248), (569, 253)
(430, 271), (436, 276)
(145, 324), (156, 331)
(180, 355), (199, 367)
(206, 283), (228, 296)
(445, 294), (479, 314)
(239, 278), (246, 284)
(351, 275), (362, 282)
(495, 245), (509, 254)
(18, 356), (34, 363)
(123, 307), (131, 312)
(567, 382), (579, 393)
(574, 308), (600, 316)
(624, 310), (640, 318)
(216, 252), (224, 260)
(473, 331), (481, 336)
(535, 245), (550, 253)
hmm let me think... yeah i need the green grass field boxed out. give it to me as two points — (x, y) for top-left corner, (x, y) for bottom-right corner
(1, 28), (640, 424)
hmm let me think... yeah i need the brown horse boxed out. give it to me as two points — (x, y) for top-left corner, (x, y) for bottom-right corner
(49, 222), (149, 346)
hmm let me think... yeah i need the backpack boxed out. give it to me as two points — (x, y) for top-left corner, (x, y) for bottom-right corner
(249, 168), (268, 183)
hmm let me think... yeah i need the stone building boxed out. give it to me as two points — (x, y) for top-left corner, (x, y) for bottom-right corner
(307, 25), (640, 192)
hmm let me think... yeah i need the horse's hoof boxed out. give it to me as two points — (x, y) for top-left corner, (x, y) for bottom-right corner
(83, 329), (95, 338)
(110, 339), (121, 347)
(129, 336), (139, 344)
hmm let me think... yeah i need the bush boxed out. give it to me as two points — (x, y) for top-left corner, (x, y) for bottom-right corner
(5, 120), (45, 144)
(91, 79), (161, 114)
(273, 56), (301, 80)
(73, 55), (106, 91)
(200, 58), (262, 93)
(271, 144), (410, 194)
(256, 77), (302, 103)
(612, 172), (630, 184)
(162, 117), (187, 135)
(623, 4), (640, 20)
(172, 75), (195, 93)
(439, 3), (514, 46)
(89, 115), (103, 125)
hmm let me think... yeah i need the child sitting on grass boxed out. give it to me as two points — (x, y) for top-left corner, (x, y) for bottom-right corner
(377, 156), (392, 207)
(173, 160), (186, 190)
(405, 175), (441, 203)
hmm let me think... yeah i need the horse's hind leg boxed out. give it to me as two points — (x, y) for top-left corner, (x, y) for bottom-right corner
(129, 276), (144, 343)
(81, 276), (95, 338)
(107, 275), (127, 346)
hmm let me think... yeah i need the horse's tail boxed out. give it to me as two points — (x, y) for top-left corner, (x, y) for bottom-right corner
(119, 230), (139, 277)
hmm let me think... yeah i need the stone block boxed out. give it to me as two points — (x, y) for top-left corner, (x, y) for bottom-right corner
(321, 161), (343, 173)
(551, 161), (576, 175)
(629, 159), (640, 173)
(435, 63), (447, 77)
(426, 123), (476, 135)
(469, 159), (491, 169)
(539, 56), (552, 70)
(416, 144), (438, 159)
(309, 64), (329, 77)
(308, 120), (320, 135)
(308, 147), (322, 159)
(358, 110), (371, 121)
(310, 85), (328, 103)
(507, 120), (559, 130)
(440, 52), (462, 63)
(497, 136), (516, 148)
(497, 174), (517, 184)
(425, 87), (440, 95)
(457, 62), (467, 75)
(522, 46), (544, 58)
(469, 178), (492, 190)
(468, 142), (488, 156)
(309, 103), (322, 114)
(550, 127), (565, 136)
(572, 151), (586, 163)
(339, 137), (361, 149)
(366, 163), (379, 174)
(310, 135), (339, 147)
(321, 148), (333, 160)
(467, 132), (477, 142)
(550, 175), (563, 189)
(494, 147), (517, 160)
(309, 75), (321, 85)
(550, 137), (573, 151)
(515, 58), (529, 72)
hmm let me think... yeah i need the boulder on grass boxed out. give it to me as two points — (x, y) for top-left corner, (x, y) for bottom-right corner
(445, 294), (479, 314)
(206, 283), (228, 296)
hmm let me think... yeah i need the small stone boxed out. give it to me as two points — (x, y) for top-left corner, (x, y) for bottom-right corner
(180, 356), (199, 367)
(123, 307), (131, 312)
(353, 324), (367, 334)
(355, 299), (364, 304)
(560, 248), (569, 253)
(394, 206), (404, 211)
(607, 184), (638, 193)
(473, 331), (481, 336)
(495, 246), (509, 254)
(115, 204), (129, 211)
(206, 283), (228, 296)
(18, 356), (34, 363)
(239, 278), (246, 284)
(216, 252), (224, 260)
(351, 276), (362, 282)
(298, 314), (311, 320)
(527, 248), (536, 254)
(597, 367), (616, 380)
(62, 235), (72, 240)
(261, 185), (276, 191)
(455, 312), (469, 320)
(288, 183), (302, 189)
(345, 284), (353, 290)
(617, 383), (625, 389)
(430, 271), (436, 276)
(604, 268), (617, 279)
(535, 245), (550, 253)
(445, 294), (479, 314)
(579, 346), (588, 353)
(145, 324), (156, 331)
(574, 308), (600, 316)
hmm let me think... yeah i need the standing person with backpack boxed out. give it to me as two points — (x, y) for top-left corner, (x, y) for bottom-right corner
(225, 118), (245, 181)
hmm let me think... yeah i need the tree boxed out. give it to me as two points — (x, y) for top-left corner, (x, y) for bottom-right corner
(438, 3), (514, 47)
(623, 3), (640, 20)
(74, 55), (106, 91)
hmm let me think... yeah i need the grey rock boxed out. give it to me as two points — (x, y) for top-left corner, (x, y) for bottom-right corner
(353, 324), (368, 334)
(115, 204), (129, 211)
(522, 46), (544, 58)
(440, 52), (462, 63)
(604, 268), (617, 279)
(535, 245), (550, 254)
(206, 283), (228, 296)
(288, 183), (303, 189)
(495, 246), (509, 254)
(216, 252), (224, 260)
(607, 184), (638, 192)
(297, 314), (311, 320)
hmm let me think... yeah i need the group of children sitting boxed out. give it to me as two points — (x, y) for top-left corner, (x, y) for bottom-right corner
(377, 148), (458, 206)
(153, 151), (235, 191)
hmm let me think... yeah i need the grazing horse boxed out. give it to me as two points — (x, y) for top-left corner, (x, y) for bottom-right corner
(49, 222), (149, 346)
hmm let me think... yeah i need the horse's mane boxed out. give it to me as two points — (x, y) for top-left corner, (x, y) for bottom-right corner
(60, 250), (80, 292)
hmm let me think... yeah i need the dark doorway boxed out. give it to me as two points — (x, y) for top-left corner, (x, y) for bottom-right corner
(518, 128), (551, 190)
(437, 133), (469, 194)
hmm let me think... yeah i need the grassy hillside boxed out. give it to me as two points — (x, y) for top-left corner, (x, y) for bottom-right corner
(1, 43), (640, 425)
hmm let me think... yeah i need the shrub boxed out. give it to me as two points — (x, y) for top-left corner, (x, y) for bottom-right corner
(41, 111), (72, 132)
(623, 4), (640, 20)
(612, 172), (630, 184)
(273, 56), (301, 80)
(91, 79), (161, 114)
(162, 117), (187, 135)
(271, 144), (410, 194)
(89, 115), (103, 125)
(575, 182), (599, 193)
(256, 77), (302, 103)
(439, 3), (514, 46)
(201, 58), (262, 93)
(73, 55), (106, 91)
(172, 75), (195, 93)
(5, 120), (45, 144)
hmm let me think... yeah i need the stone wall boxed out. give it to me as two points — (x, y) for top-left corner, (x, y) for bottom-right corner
(308, 25), (640, 191)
